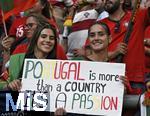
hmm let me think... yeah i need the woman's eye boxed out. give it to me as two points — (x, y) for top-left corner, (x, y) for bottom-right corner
(49, 36), (55, 40)
(98, 33), (104, 36)
(41, 34), (47, 38)
(89, 34), (95, 38)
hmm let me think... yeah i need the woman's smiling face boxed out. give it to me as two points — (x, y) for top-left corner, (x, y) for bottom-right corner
(89, 24), (109, 52)
(35, 28), (55, 55)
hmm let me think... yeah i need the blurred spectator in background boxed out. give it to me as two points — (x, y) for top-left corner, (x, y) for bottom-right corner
(1, 0), (53, 73)
(49, 0), (74, 45)
(123, 0), (132, 10)
(64, 0), (108, 59)
(101, 0), (150, 94)
(100, 0), (150, 115)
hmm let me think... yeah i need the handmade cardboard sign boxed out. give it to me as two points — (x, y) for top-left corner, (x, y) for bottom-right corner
(17, 59), (125, 116)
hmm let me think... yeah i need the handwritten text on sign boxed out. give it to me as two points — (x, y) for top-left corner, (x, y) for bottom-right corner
(20, 59), (125, 116)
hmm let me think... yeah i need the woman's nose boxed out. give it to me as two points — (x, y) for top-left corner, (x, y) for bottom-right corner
(93, 34), (99, 40)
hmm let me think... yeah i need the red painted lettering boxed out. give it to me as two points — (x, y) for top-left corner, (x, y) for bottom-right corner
(54, 61), (84, 80)
(101, 96), (118, 110)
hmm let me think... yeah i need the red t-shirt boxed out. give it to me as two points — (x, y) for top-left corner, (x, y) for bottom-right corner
(145, 26), (150, 73)
(101, 8), (150, 82)
(12, 42), (67, 60)
(9, 17), (58, 40)
(9, 17), (27, 40)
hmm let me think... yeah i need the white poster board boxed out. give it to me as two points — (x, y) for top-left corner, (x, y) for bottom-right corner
(17, 59), (125, 116)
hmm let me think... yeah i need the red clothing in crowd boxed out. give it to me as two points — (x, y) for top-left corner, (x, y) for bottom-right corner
(145, 26), (150, 73)
(9, 16), (58, 40)
(101, 9), (150, 83)
(12, 42), (67, 60)
(9, 17), (26, 40)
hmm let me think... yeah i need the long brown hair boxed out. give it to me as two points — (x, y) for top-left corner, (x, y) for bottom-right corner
(26, 24), (57, 59)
